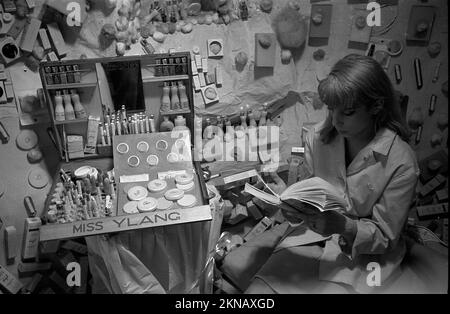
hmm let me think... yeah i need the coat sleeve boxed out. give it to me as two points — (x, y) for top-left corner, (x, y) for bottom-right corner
(349, 164), (419, 258)
(297, 127), (315, 181)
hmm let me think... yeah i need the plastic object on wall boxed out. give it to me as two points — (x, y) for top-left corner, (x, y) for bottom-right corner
(16, 129), (38, 151)
(430, 134), (443, 147)
(0, 180), (5, 198)
(408, 107), (424, 130)
(437, 115), (448, 131)
(272, 2), (307, 48)
(428, 42), (442, 58)
(28, 167), (50, 189)
(27, 148), (43, 164)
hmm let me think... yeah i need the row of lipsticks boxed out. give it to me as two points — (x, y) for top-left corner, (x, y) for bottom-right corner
(47, 169), (116, 224)
(200, 105), (273, 140)
(99, 106), (158, 146)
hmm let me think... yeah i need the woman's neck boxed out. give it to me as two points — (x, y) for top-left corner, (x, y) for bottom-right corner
(344, 128), (376, 166)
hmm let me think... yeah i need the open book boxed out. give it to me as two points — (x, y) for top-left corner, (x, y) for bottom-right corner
(244, 176), (347, 215)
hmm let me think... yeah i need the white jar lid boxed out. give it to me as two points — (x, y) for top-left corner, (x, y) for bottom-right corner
(164, 188), (185, 201)
(137, 141), (150, 153)
(148, 179), (168, 193)
(176, 181), (195, 191)
(167, 152), (179, 163)
(147, 155), (159, 166)
(128, 186), (148, 201)
(117, 143), (130, 154)
(177, 194), (197, 208)
(157, 197), (174, 211)
(175, 173), (194, 185)
(74, 166), (93, 178)
(137, 197), (158, 212)
(123, 201), (139, 214)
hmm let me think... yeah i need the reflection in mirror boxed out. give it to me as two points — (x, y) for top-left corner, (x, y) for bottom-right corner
(101, 60), (145, 112)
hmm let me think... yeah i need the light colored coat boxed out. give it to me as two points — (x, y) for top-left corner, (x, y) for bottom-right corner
(302, 122), (420, 293)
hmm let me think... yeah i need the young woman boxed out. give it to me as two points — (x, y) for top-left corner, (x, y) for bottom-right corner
(246, 54), (420, 294)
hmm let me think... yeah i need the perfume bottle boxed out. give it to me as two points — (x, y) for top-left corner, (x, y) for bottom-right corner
(44, 67), (54, 85)
(73, 65), (81, 83)
(149, 114), (156, 133)
(161, 82), (171, 112)
(204, 118), (214, 139)
(259, 104), (268, 126)
(71, 90), (87, 119)
(160, 116), (174, 132)
(248, 110), (257, 128)
(178, 81), (189, 109)
(63, 90), (75, 120)
(54, 91), (65, 121)
(240, 109), (248, 130)
(170, 82), (180, 110)
(59, 66), (67, 84)
(66, 65), (75, 83)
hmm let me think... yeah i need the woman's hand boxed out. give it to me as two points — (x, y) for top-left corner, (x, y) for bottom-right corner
(265, 172), (287, 195)
(305, 211), (357, 238)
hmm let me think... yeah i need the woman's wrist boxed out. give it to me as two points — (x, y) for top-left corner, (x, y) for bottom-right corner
(338, 217), (358, 254)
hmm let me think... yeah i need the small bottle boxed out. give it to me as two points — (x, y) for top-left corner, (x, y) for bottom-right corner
(240, 109), (248, 130)
(174, 115), (186, 127)
(66, 65), (75, 83)
(161, 82), (171, 112)
(73, 65), (81, 83)
(205, 118), (214, 139)
(149, 114), (156, 133)
(181, 56), (188, 74)
(59, 66), (67, 84)
(217, 116), (225, 132)
(178, 81), (189, 109)
(121, 105), (127, 121)
(63, 90), (75, 120)
(45, 67), (54, 85)
(52, 67), (60, 84)
(259, 104), (268, 126)
(160, 116), (174, 132)
(249, 110), (257, 128)
(71, 89), (87, 119)
(170, 82), (180, 110)
(174, 115), (189, 132)
(54, 91), (65, 121)
(155, 59), (162, 77)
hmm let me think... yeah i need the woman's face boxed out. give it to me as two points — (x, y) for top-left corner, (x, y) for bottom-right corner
(329, 105), (375, 140)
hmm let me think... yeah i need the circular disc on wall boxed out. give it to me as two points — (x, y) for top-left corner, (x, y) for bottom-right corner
(28, 167), (49, 189)
(16, 129), (39, 151)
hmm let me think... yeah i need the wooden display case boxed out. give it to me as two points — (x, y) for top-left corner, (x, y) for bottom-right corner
(38, 53), (212, 241)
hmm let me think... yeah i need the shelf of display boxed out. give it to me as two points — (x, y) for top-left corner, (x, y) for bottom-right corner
(46, 82), (98, 90)
(54, 118), (89, 125)
(142, 75), (190, 83)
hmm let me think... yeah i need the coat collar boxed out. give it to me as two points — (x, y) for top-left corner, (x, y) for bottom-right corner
(370, 128), (398, 157)
(334, 128), (398, 177)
